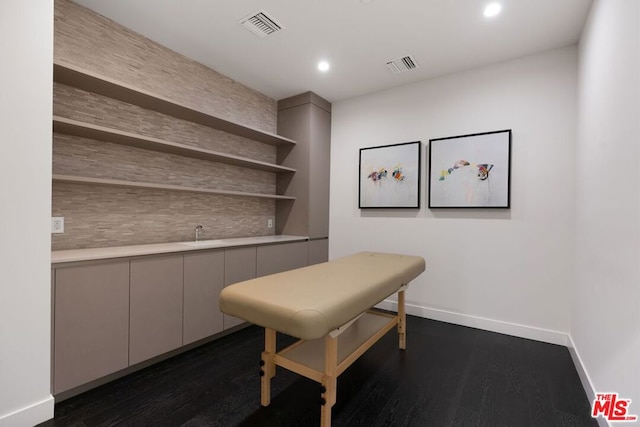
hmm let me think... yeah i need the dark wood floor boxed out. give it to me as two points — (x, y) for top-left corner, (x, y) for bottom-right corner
(39, 315), (597, 427)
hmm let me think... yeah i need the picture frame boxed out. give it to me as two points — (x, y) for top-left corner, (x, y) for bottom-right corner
(359, 141), (421, 209)
(428, 130), (511, 208)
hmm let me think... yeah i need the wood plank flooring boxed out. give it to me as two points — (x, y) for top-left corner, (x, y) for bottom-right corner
(38, 315), (598, 426)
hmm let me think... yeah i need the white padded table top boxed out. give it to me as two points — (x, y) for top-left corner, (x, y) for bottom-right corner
(219, 252), (425, 340)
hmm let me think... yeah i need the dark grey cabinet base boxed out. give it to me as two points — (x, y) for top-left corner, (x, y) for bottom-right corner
(52, 240), (317, 396)
(130, 255), (184, 365)
(223, 247), (256, 329)
(53, 261), (129, 394)
(256, 241), (309, 276)
(184, 251), (225, 345)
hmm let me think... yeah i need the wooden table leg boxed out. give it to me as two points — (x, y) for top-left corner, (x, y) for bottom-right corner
(261, 328), (276, 406)
(320, 335), (338, 427)
(398, 289), (406, 350)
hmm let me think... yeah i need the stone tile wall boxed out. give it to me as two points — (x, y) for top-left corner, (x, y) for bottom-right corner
(52, 0), (280, 249)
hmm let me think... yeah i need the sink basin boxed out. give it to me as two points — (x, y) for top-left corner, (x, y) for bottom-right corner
(179, 240), (226, 247)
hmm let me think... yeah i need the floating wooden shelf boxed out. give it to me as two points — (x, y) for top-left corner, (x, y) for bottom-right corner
(53, 117), (296, 174)
(53, 61), (297, 148)
(52, 174), (296, 200)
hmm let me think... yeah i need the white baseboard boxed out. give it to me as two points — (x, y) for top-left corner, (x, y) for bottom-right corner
(0, 396), (54, 427)
(376, 299), (568, 346)
(567, 335), (610, 427)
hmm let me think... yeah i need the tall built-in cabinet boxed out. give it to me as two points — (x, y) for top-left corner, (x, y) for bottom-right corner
(277, 92), (332, 261)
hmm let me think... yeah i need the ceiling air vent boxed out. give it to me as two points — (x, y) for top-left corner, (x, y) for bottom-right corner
(239, 10), (284, 38)
(386, 55), (419, 74)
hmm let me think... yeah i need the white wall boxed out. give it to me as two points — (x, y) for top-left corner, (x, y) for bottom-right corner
(0, 1), (55, 426)
(573, 0), (640, 406)
(330, 47), (578, 343)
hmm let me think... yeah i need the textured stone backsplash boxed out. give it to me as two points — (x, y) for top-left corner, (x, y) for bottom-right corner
(52, 183), (275, 250)
(52, 0), (282, 250)
(54, 0), (276, 133)
(53, 83), (277, 164)
(53, 133), (276, 195)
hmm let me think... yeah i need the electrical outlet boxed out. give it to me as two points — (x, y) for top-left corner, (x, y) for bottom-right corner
(267, 219), (273, 228)
(51, 217), (64, 234)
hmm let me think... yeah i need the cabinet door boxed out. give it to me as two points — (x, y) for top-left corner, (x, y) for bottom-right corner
(183, 251), (224, 345)
(130, 255), (183, 365)
(308, 238), (329, 265)
(308, 103), (331, 239)
(256, 241), (309, 277)
(54, 261), (129, 394)
(223, 247), (256, 329)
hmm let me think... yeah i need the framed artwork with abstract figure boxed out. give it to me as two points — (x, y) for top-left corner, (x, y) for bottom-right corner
(428, 130), (511, 208)
(359, 141), (421, 209)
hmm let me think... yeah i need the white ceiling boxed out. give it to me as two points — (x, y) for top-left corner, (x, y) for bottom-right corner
(73, 0), (593, 103)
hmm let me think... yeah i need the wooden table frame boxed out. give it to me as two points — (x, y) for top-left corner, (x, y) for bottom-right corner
(259, 286), (407, 427)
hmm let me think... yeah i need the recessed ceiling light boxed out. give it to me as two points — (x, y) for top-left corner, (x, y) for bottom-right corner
(318, 61), (330, 72)
(483, 2), (502, 18)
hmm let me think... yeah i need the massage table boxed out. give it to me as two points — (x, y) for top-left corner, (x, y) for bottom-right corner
(219, 251), (426, 427)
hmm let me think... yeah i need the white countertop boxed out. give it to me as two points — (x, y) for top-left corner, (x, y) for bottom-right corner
(52, 235), (309, 264)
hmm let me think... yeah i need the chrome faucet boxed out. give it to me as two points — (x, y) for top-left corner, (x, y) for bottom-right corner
(194, 224), (204, 241)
